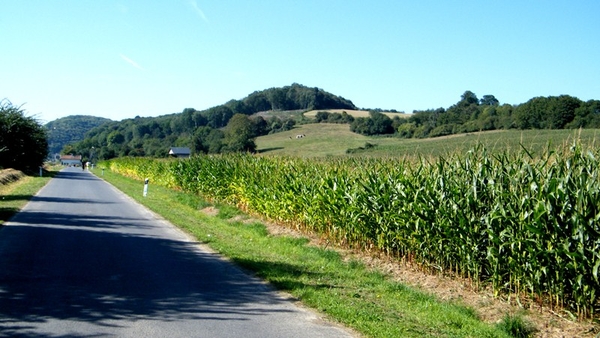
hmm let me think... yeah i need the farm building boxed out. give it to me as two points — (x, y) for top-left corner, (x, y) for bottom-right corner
(169, 147), (191, 158)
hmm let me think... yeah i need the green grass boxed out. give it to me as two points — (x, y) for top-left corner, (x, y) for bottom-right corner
(366, 129), (600, 158)
(95, 169), (513, 337)
(256, 124), (600, 158)
(0, 169), (56, 225)
(495, 313), (536, 338)
(256, 123), (371, 157)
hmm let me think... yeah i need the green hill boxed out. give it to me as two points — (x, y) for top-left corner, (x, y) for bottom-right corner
(68, 84), (599, 161)
(45, 115), (112, 154)
(68, 84), (358, 160)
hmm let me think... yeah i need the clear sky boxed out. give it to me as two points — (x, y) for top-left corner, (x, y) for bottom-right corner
(1, 1), (598, 123)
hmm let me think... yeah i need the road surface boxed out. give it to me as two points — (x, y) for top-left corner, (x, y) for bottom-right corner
(0, 167), (354, 337)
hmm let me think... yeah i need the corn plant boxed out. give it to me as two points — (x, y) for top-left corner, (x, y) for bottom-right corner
(101, 140), (600, 318)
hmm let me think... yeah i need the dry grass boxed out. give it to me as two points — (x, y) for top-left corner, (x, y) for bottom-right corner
(0, 169), (25, 186)
(303, 109), (408, 119)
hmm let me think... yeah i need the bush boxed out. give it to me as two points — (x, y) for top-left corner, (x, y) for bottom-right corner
(0, 100), (48, 172)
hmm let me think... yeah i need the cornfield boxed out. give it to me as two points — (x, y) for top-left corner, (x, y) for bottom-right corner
(103, 142), (600, 317)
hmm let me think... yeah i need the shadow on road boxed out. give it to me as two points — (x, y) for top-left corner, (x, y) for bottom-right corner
(54, 170), (104, 182)
(0, 209), (294, 337)
(29, 196), (116, 204)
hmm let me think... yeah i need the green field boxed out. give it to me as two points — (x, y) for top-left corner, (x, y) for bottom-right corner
(98, 163), (519, 338)
(257, 124), (600, 158)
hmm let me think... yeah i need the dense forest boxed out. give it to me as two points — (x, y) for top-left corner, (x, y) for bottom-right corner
(45, 115), (112, 155)
(346, 91), (600, 138)
(67, 83), (356, 161)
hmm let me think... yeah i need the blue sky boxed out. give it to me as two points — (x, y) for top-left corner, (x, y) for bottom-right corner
(1, 1), (598, 123)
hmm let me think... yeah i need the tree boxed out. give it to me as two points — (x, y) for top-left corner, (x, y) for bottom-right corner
(206, 129), (224, 153)
(192, 126), (213, 154)
(513, 97), (544, 129)
(203, 106), (234, 129)
(460, 91), (479, 106)
(369, 111), (394, 134)
(61, 144), (76, 155)
(267, 89), (287, 110)
(315, 111), (330, 122)
(249, 116), (268, 137)
(480, 95), (499, 106)
(397, 122), (416, 138)
(107, 131), (125, 145)
(0, 100), (48, 172)
(567, 100), (600, 128)
(223, 114), (256, 153)
(244, 92), (271, 112)
(546, 95), (581, 129)
(225, 99), (250, 115)
(513, 95), (581, 129)
(350, 112), (393, 136)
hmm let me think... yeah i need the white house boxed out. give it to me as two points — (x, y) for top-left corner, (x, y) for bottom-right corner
(60, 155), (82, 166)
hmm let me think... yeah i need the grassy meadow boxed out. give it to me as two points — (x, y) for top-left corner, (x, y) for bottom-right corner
(257, 124), (600, 158)
(257, 123), (371, 157)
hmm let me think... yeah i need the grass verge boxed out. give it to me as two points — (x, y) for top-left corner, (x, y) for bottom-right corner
(95, 168), (520, 338)
(0, 168), (57, 225)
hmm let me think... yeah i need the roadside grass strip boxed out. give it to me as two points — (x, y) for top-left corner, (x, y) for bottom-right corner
(0, 170), (55, 225)
(95, 169), (515, 338)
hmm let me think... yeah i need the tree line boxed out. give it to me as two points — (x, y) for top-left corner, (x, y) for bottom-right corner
(67, 83), (356, 161)
(347, 91), (600, 138)
(64, 87), (600, 162)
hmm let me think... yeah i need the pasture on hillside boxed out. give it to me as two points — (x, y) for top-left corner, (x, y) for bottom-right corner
(256, 125), (600, 158)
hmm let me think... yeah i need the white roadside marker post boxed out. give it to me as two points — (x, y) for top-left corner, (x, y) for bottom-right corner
(143, 178), (149, 197)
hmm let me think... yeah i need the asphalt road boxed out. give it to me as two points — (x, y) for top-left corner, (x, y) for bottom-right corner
(0, 167), (354, 337)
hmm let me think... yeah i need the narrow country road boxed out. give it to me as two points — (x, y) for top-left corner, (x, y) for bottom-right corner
(0, 167), (354, 337)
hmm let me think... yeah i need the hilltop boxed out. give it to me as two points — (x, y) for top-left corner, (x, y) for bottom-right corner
(61, 83), (360, 160)
(45, 115), (112, 155)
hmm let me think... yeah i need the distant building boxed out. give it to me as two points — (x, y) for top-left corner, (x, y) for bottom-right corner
(60, 155), (82, 166)
(168, 147), (191, 158)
